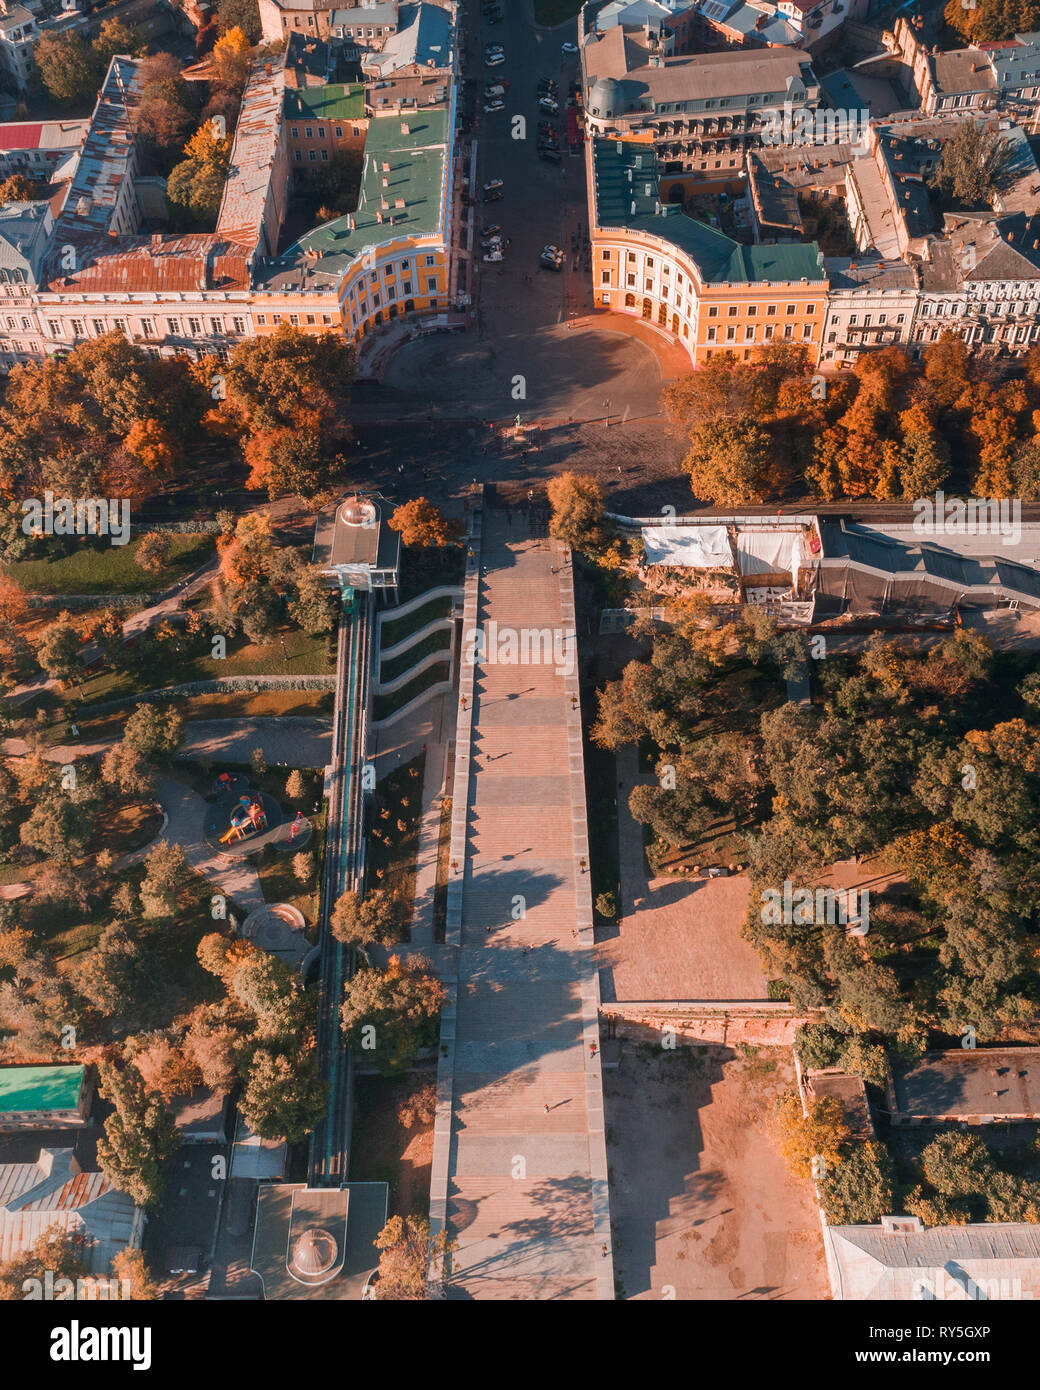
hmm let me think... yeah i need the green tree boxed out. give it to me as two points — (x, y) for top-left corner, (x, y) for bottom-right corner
(35, 614), (82, 681)
(19, 797), (87, 863)
(124, 703), (184, 760)
(287, 564), (336, 635)
(139, 841), (191, 920)
(92, 17), (146, 69)
(217, 0), (262, 43)
(340, 955), (445, 1072)
(929, 123), (1016, 206)
(76, 923), (151, 1016)
(237, 1046), (326, 1142)
(96, 1061), (179, 1209)
(33, 32), (100, 103)
(819, 1143), (894, 1225)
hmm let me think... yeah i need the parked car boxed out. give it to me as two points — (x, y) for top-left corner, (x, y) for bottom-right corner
(539, 148), (562, 162)
(483, 249), (503, 262)
(484, 83), (506, 97)
(540, 244), (564, 269)
(485, 52), (505, 65)
(481, 224), (503, 237)
(482, 188), (504, 202)
(538, 98), (559, 114)
(561, 41), (578, 55)
(484, 100), (504, 112)
(483, 179), (503, 192)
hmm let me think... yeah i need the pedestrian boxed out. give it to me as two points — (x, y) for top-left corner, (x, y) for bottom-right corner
(544, 1103), (550, 1113)
(486, 925), (493, 934)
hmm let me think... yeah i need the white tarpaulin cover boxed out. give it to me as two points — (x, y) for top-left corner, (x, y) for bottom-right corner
(735, 529), (806, 582)
(642, 525), (732, 568)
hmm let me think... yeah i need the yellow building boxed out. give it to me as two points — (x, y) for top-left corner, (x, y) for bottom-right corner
(253, 107), (453, 344)
(588, 137), (828, 366)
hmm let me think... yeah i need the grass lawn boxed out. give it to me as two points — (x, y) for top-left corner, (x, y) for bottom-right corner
(379, 628), (451, 685)
(40, 688), (335, 746)
(397, 545), (465, 603)
(373, 661), (450, 722)
(366, 753), (424, 930)
(380, 593), (452, 649)
(190, 627), (335, 679)
(5, 534), (214, 595)
(534, 0), (582, 25)
(254, 845), (321, 931)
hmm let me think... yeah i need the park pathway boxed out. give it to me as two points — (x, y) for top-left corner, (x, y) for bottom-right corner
(435, 503), (612, 1300)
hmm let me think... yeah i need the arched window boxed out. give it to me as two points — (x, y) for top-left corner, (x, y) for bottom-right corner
(642, 298), (652, 319)
(624, 293), (635, 308)
(657, 304), (667, 326)
(671, 313), (679, 334)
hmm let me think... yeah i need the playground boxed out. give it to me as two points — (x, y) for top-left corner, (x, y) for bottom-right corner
(203, 773), (314, 859)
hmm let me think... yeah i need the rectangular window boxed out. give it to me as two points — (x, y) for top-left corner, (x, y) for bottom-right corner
(46, 320), (59, 335)
(294, 150), (302, 161)
(426, 276), (437, 292)
(71, 319), (83, 336)
(255, 314), (266, 326)
(141, 319), (154, 337)
(403, 280), (412, 294)
(601, 272), (610, 284)
(320, 149), (328, 161)
(309, 150), (317, 161)
(745, 325), (755, 341)
(786, 304), (796, 315)
(425, 255), (436, 267)
(764, 325), (774, 340)
(291, 127), (299, 138)
(317, 127), (326, 138)
(113, 318), (126, 334)
(728, 305), (738, 316)
(707, 326), (716, 341)
(645, 278), (653, 291)
(188, 317), (201, 335)
(166, 317), (180, 334)
(208, 318), (222, 334)
(305, 314), (315, 324)
(305, 127), (313, 138)
(232, 317), (245, 334)
(708, 306), (718, 318)
(335, 127), (343, 138)
(766, 305), (776, 316)
(746, 306), (756, 317)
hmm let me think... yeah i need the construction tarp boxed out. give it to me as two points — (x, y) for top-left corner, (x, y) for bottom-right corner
(642, 525), (731, 568)
(735, 528), (806, 580)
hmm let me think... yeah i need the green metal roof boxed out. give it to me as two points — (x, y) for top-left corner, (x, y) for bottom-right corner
(284, 84), (365, 124)
(291, 109), (448, 269)
(592, 138), (825, 285)
(0, 1064), (84, 1114)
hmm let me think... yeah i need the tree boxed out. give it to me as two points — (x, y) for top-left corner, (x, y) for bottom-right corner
(340, 955), (445, 1072)
(0, 173), (35, 203)
(774, 1090), (851, 1180)
(110, 1247), (161, 1301)
(20, 796), (88, 863)
(287, 564), (336, 635)
(372, 1214), (453, 1300)
(35, 614), (82, 681)
(166, 121), (232, 225)
(76, 924), (151, 1016)
(33, 32), (99, 103)
(209, 26), (252, 99)
(683, 413), (771, 505)
(184, 1006), (241, 1091)
(388, 498), (464, 548)
(330, 889), (400, 947)
(397, 1082), (437, 1129)
(135, 52), (196, 160)
(134, 532), (172, 577)
(139, 841), (191, 921)
(237, 1047), (326, 1142)
(125, 419), (177, 477)
(228, 948), (312, 1039)
(0, 1228), (89, 1301)
(95, 1061), (179, 1209)
(818, 1143), (894, 1225)
(222, 325), (355, 438)
(217, 0), (262, 43)
(929, 123), (1016, 206)
(546, 471), (609, 558)
(251, 746), (267, 777)
(124, 703), (184, 760)
(292, 851), (315, 885)
(129, 1034), (202, 1102)
(285, 769), (305, 802)
(92, 17), (146, 69)
(242, 425), (347, 501)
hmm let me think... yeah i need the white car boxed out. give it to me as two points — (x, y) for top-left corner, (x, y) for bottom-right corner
(485, 53), (505, 66)
(483, 250), (503, 262)
(484, 100), (504, 112)
(561, 41), (578, 54)
(538, 98), (558, 114)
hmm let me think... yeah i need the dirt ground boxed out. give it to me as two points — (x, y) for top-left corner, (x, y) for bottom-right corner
(605, 1042), (828, 1301)
(351, 1072), (436, 1220)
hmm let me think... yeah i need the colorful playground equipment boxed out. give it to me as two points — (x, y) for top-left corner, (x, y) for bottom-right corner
(220, 795), (268, 844)
(289, 811), (309, 842)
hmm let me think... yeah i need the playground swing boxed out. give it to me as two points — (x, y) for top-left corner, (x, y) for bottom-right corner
(220, 795), (268, 844)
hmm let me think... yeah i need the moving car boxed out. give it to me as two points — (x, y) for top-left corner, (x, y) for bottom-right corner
(540, 244), (564, 270)
(485, 52), (505, 65)
(561, 41), (578, 55)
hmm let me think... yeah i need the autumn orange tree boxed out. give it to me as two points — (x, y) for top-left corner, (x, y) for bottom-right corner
(388, 497), (464, 547)
(775, 1091), (851, 1181)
